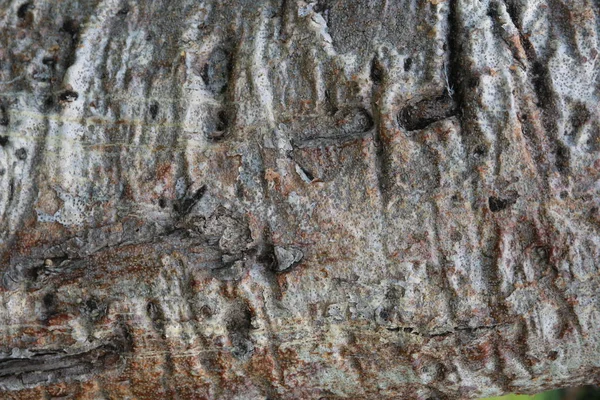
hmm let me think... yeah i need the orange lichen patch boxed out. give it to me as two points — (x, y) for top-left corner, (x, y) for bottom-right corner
(264, 168), (282, 191)
(248, 348), (280, 382)
(462, 340), (494, 364)
(45, 313), (73, 326)
(34, 189), (62, 216)
(155, 162), (173, 182)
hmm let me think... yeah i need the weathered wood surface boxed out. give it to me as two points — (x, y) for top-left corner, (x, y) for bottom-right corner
(0, 0), (599, 398)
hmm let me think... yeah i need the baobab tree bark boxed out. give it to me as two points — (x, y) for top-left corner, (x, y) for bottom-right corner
(0, 0), (599, 398)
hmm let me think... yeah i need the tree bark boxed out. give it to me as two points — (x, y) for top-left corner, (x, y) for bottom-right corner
(0, 0), (599, 398)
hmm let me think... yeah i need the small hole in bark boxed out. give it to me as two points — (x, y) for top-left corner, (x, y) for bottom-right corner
(313, 0), (329, 14)
(548, 350), (558, 360)
(324, 89), (338, 115)
(149, 102), (159, 120)
(257, 244), (277, 270)
(8, 178), (14, 203)
(379, 308), (390, 321)
(570, 102), (590, 130)
(158, 198), (167, 208)
(216, 110), (228, 131)
(177, 185), (206, 216)
(117, 6), (130, 16)
(199, 305), (213, 318)
(61, 19), (80, 37)
(555, 143), (570, 174)
(41, 292), (58, 322)
(85, 299), (98, 312)
(42, 96), (55, 112)
(205, 48), (232, 94)
(488, 195), (516, 212)
(42, 56), (57, 67)
(370, 58), (383, 84)
(59, 90), (78, 102)
(42, 293), (54, 308)
(0, 105), (8, 126)
(0, 136), (8, 146)
(226, 304), (252, 333)
(200, 63), (209, 85)
(15, 148), (27, 160)
(17, 2), (33, 19)
(404, 57), (413, 72)
(486, 1), (499, 18)
(473, 144), (488, 157)
(469, 77), (479, 88)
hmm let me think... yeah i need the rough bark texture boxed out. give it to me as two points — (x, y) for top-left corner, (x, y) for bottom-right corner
(0, 0), (599, 398)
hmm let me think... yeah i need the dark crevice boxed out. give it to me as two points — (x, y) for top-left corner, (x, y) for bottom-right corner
(204, 47), (233, 95)
(175, 185), (206, 216)
(8, 178), (15, 204)
(296, 163), (315, 182)
(489, 194), (518, 212)
(370, 57), (384, 84)
(58, 90), (78, 102)
(200, 63), (209, 85)
(0, 104), (9, 126)
(256, 242), (277, 271)
(82, 297), (108, 322)
(291, 107), (374, 148)
(324, 89), (338, 115)
(146, 300), (167, 339)
(206, 108), (234, 141)
(567, 101), (590, 142)
(398, 92), (457, 131)
(0, 332), (130, 390)
(371, 81), (391, 205)
(60, 19), (80, 38)
(42, 96), (56, 113)
(503, 1), (569, 178)
(42, 56), (57, 68)
(388, 324), (504, 338)
(117, 6), (130, 16)
(41, 292), (58, 323)
(555, 142), (571, 174)
(226, 302), (254, 359)
(446, 0), (466, 120)
(216, 110), (228, 132)
(17, 2), (33, 19)
(149, 102), (159, 120)
(15, 147), (28, 160)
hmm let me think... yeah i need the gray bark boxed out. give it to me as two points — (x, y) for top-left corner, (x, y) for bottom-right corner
(0, 0), (599, 398)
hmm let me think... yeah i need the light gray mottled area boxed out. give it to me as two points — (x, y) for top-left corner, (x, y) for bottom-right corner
(0, 0), (599, 398)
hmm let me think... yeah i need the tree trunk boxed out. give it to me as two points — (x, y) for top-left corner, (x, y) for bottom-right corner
(0, 0), (599, 398)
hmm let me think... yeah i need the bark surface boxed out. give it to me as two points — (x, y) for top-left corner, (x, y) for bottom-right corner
(0, 0), (599, 398)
